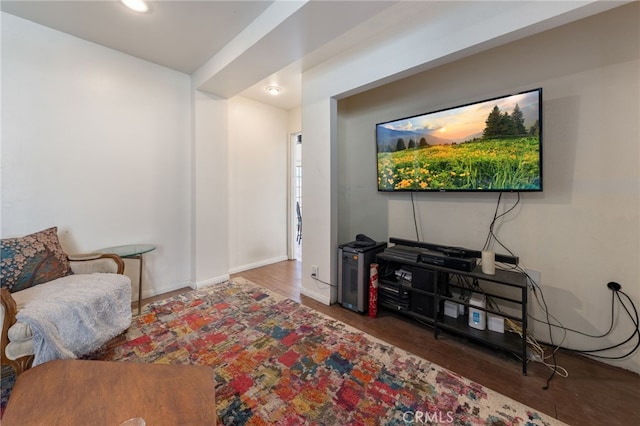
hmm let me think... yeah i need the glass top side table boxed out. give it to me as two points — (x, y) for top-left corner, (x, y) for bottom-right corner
(97, 244), (156, 315)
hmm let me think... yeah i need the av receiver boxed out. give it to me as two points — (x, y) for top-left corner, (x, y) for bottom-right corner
(419, 250), (476, 272)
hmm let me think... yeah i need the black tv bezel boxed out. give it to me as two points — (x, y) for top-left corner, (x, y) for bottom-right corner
(375, 88), (543, 193)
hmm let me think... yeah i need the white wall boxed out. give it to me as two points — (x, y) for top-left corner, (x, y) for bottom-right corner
(336, 101), (388, 244)
(302, 2), (640, 373)
(338, 3), (640, 373)
(227, 96), (289, 272)
(288, 107), (301, 137)
(1, 13), (294, 299)
(301, 96), (338, 304)
(192, 91), (229, 287)
(301, 0), (609, 303)
(1, 13), (192, 299)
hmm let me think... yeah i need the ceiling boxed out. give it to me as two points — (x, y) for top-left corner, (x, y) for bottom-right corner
(1, 0), (403, 110)
(1, 1), (629, 111)
(2, 1), (273, 74)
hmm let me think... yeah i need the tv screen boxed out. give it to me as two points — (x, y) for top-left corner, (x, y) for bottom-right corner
(376, 88), (542, 192)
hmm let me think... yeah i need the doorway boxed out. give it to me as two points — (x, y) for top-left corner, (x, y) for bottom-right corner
(289, 133), (302, 261)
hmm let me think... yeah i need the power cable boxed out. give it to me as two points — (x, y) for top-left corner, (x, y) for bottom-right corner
(410, 192), (420, 241)
(483, 192), (520, 255)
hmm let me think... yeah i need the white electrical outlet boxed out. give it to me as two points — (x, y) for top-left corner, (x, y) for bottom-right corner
(311, 265), (319, 278)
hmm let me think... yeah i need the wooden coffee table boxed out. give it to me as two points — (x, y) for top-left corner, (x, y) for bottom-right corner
(3, 359), (216, 425)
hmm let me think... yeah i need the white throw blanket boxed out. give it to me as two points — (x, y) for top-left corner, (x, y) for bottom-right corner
(13, 273), (132, 366)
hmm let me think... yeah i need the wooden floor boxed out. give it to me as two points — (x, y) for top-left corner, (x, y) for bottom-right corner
(149, 260), (639, 425)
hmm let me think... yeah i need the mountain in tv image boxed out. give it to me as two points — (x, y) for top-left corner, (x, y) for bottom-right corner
(376, 127), (454, 152)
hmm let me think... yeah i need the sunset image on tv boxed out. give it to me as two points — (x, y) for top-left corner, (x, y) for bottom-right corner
(376, 89), (542, 192)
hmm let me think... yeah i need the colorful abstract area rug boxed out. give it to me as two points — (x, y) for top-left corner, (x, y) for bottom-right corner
(82, 277), (562, 425)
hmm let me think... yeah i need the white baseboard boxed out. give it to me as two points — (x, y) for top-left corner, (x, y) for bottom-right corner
(138, 274), (230, 300)
(193, 274), (231, 290)
(228, 255), (288, 275)
(300, 285), (333, 305)
(140, 280), (192, 300)
(138, 255), (288, 299)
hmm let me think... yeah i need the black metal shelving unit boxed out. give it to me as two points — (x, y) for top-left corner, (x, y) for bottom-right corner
(376, 252), (529, 375)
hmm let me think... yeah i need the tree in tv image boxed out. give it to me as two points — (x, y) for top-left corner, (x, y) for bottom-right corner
(483, 104), (539, 139)
(376, 89), (542, 192)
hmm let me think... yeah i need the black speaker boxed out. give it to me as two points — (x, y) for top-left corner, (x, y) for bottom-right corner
(411, 267), (447, 319)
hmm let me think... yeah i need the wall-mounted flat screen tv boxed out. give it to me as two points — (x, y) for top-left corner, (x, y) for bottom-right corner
(376, 88), (542, 192)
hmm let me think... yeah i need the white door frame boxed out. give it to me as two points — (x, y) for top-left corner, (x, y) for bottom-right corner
(287, 132), (302, 260)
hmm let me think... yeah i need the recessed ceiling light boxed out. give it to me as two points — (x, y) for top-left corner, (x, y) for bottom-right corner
(266, 86), (281, 96)
(121, 0), (149, 13)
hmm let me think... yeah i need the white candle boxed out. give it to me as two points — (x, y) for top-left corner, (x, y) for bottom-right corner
(481, 250), (495, 275)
